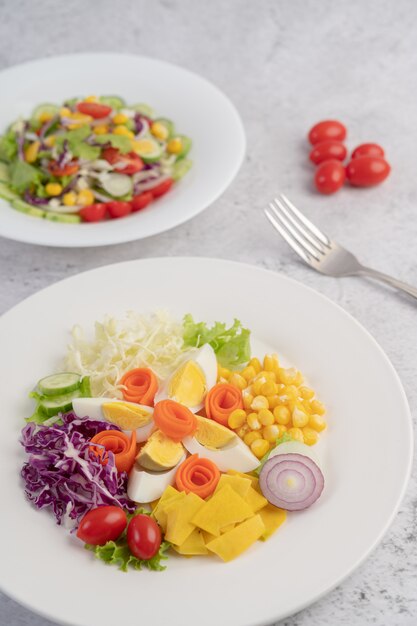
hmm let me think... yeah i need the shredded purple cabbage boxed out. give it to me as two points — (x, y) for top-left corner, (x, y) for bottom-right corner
(39, 115), (58, 140)
(23, 189), (50, 206)
(20, 412), (135, 528)
(56, 139), (71, 167)
(16, 123), (29, 161)
(133, 113), (144, 134)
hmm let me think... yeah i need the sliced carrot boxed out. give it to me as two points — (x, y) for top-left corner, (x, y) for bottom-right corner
(205, 383), (243, 426)
(119, 368), (158, 406)
(89, 430), (137, 473)
(153, 399), (197, 442)
(176, 454), (220, 499)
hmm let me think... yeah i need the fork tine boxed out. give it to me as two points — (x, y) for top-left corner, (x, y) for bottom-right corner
(264, 209), (314, 265)
(268, 202), (321, 261)
(272, 197), (325, 253)
(270, 199), (324, 256)
(279, 194), (331, 246)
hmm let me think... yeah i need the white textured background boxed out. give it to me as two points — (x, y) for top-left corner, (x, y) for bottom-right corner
(0, 0), (416, 625)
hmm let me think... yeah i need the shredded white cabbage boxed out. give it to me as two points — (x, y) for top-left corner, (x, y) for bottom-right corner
(64, 310), (190, 398)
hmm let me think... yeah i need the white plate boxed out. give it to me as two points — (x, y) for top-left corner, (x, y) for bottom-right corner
(0, 258), (412, 626)
(0, 54), (245, 247)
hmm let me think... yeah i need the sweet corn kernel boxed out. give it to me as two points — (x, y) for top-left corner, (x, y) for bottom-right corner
(262, 424), (280, 442)
(24, 141), (40, 164)
(278, 367), (299, 385)
(299, 386), (315, 400)
(242, 393), (254, 410)
(77, 189), (95, 206)
(285, 385), (300, 400)
(151, 121), (169, 140)
(45, 182), (63, 196)
(292, 406), (309, 428)
(267, 395), (280, 409)
(261, 381), (278, 396)
(249, 357), (262, 374)
(113, 125), (134, 138)
(244, 431), (262, 446)
(228, 409), (247, 430)
(252, 379), (264, 395)
(113, 113), (129, 124)
(236, 424), (250, 439)
(38, 111), (54, 123)
(94, 125), (109, 135)
(62, 191), (77, 206)
(258, 409), (274, 426)
(258, 370), (276, 382)
(241, 366), (257, 382)
(250, 438), (270, 459)
(277, 424), (288, 437)
(84, 95), (98, 102)
(302, 427), (319, 446)
(263, 355), (276, 372)
(167, 137), (183, 154)
(229, 373), (247, 390)
(287, 427), (304, 443)
(310, 400), (326, 415)
(273, 405), (291, 425)
(251, 395), (269, 411)
(246, 412), (262, 430)
(308, 414), (327, 432)
(59, 107), (71, 117)
(217, 366), (231, 380)
(44, 135), (56, 147)
(218, 377), (228, 384)
(67, 112), (93, 129)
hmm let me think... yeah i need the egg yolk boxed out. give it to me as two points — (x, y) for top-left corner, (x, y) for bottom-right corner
(169, 360), (206, 408)
(102, 402), (152, 430)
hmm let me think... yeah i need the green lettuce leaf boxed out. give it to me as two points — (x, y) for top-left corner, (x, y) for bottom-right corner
(0, 131), (18, 163)
(255, 433), (293, 476)
(94, 134), (132, 153)
(55, 127), (100, 160)
(183, 315), (251, 369)
(10, 160), (41, 192)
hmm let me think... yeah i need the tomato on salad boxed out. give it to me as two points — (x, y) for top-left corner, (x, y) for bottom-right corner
(107, 201), (132, 219)
(48, 160), (80, 177)
(127, 514), (162, 560)
(151, 178), (173, 198)
(76, 101), (112, 119)
(79, 203), (108, 222)
(131, 192), (153, 212)
(77, 506), (127, 546)
(102, 147), (144, 175)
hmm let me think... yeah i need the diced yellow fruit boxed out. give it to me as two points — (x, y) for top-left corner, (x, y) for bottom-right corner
(243, 430), (262, 446)
(241, 365), (256, 381)
(62, 191), (77, 206)
(192, 485), (253, 536)
(250, 438), (270, 459)
(246, 412), (261, 430)
(302, 426), (319, 446)
(44, 135), (56, 147)
(243, 393), (254, 409)
(93, 125), (109, 135)
(262, 424), (280, 442)
(84, 95), (98, 102)
(299, 386), (315, 400)
(217, 365), (230, 380)
(292, 406), (309, 428)
(273, 405), (291, 425)
(245, 485), (268, 513)
(24, 141), (40, 164)
(45, 182), (62, 196)
(113, 125), (134, 138)
(251, 395), (269, 411)
(308, 414), (327, 432)
(164, 491), (205, 546)
(249, 357), (262, 374)
(151, 121), (169, 140)
(167, 137), (183, 154)
(172, 528), (208, 555)
(287, 427), (304, 443)
(77, 189), (95, 206)
(228, 408), (247, 429)
(229, 373), (247, 390)
(214, 474), (251, 499)
(59, 107), (71, 117)
(258, 504), (287, 540)
(102, 401), (152, 430)
(267, 394), (280, 409)
(221, 523), (235, 534)
(206, 514), (265, 562)
(113, 113), (129, 124)
(39, 112), (54, 123)
(258, 409), (274, 426)
(310, 399), (326, 415)
(201, 529), (217, 544)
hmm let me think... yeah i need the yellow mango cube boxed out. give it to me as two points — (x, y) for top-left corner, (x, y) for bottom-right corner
(165, 492), (205, 546)
(192, 485), (253, 536)
(206, 515), (265, 562)
(258, 504), (287, 540)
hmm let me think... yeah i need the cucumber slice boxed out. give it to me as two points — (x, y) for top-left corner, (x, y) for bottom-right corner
(64, 97), (79, 108)
(39, 390), (81, 417)
(38, 372), (82, 396)
(0, 182), (18, 201)
(132, 138), (164, 163)
(32, 103), (59, 121)
(99, 95), (126, 110)
(176, 135), (192, 159)
(45, 212), (81, 223)
(154, 118), (175, 138)
(101, 173), (133, 197)
(12, 199), (46, 218)
(130, 103), (155, 118)
(80, 376), (92, 397)
(172, 158), (192, 181)
(0, 162), (10, 183)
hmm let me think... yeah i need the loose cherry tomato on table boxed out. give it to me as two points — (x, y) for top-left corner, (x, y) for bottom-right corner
(131, 192), (153, 212)
(351, 143), (385, 159)
(308, 120), (347, 145)
(346, 156), (390, 187)
(102, 147), (144, 175)
(76, 102), (112, 119)
(127, 514), (161, 560)
(151, 178), (174, 198)
(48, 160), (80, 177)
(309, 141), (347, 165)
(107, 201), (132, 219)
(76, 506), (127, 545)
(79, 203), (107, 222)
(314, 159), (346, 194)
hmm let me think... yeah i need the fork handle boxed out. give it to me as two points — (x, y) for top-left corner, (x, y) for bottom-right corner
(357, 267), (417, 300)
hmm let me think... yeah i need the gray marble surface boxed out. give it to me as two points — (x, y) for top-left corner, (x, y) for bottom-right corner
(0, 0), (416, 624)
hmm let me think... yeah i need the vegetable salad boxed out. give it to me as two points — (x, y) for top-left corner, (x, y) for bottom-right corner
(0, 97), (192, 223)
(20, 312), (327, 571)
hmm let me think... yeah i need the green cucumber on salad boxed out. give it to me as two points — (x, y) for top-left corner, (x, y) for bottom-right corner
(28, 372), (92, 423)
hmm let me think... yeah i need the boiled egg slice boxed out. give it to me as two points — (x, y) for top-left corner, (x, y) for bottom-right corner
(154, 344), (217, 413)
(72, 397), (154, 442)
(128, 454), (186, 503)
(137, 430), (185, 471)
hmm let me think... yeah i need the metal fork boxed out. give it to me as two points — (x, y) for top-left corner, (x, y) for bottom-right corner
(264, 194), (417, 300)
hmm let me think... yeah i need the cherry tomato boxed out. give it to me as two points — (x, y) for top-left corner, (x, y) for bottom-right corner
(131, 192), (153, 212)
(309, 141), (347, 165)
(79, 203), (107, 222)
(151, 178), (174, 198)
(48, 160), (80, 177)
(308, 120), (347, 145)
(314, 159), (346, 194)
(107, 201), (132, 219)
(351, 143), (385, 159)
(127, 514), (161, 560)
(346, 156), (390, 187)
(76, 506), (127, 545)
(76, 102), (112, 119)
(102, 147), (144, 175)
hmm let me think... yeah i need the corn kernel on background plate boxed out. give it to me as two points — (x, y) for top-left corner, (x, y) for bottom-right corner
(0, 257), (412, 626)
(0, 53), (245, 247)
